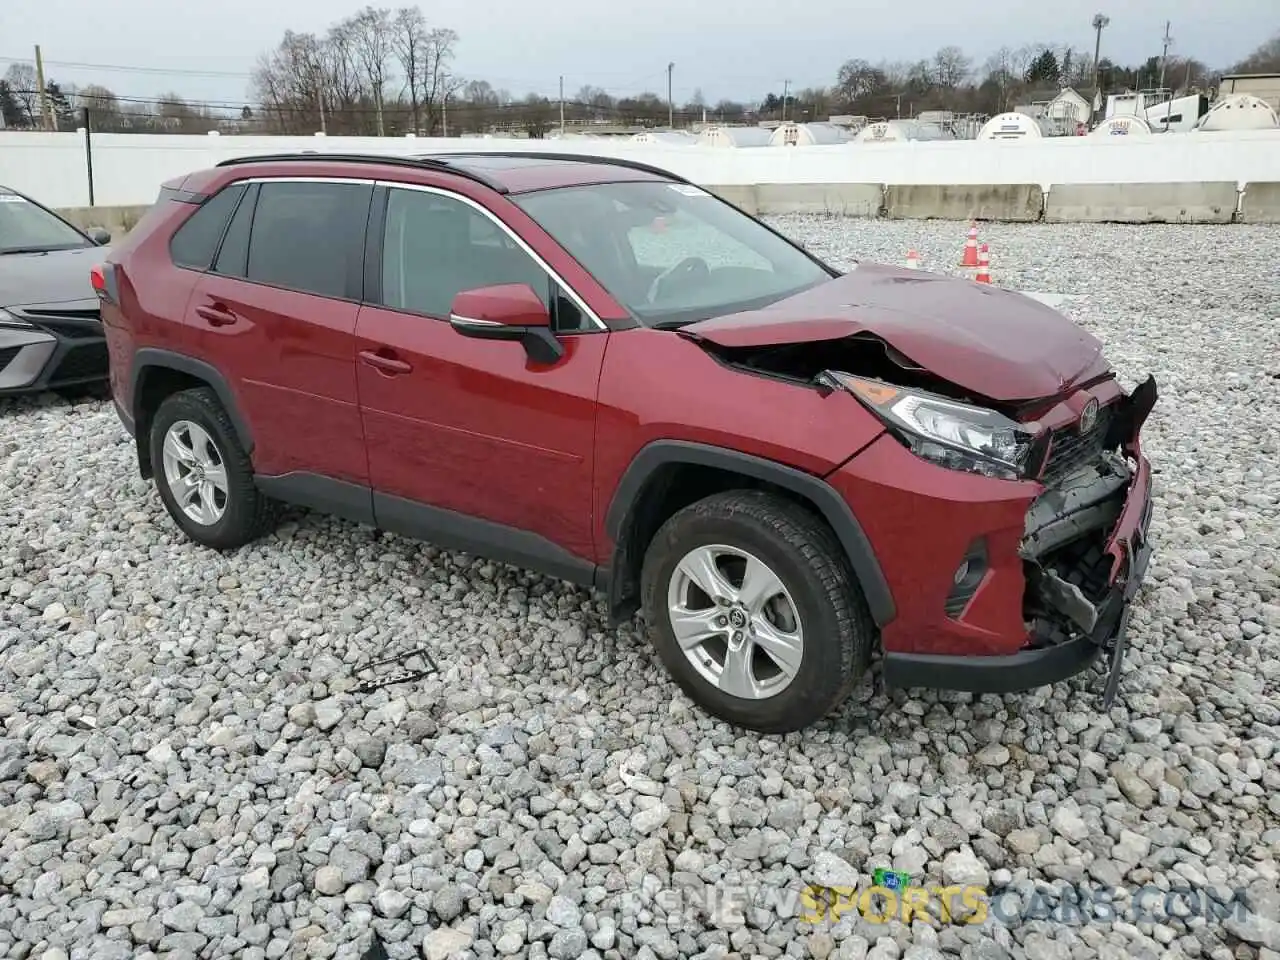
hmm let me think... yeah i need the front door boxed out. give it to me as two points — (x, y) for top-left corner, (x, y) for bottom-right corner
(354, 184), (608, 581)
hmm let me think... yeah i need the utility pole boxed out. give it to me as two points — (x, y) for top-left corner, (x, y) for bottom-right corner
(442, 82), (448, 137)
(34, 44), (52, 131)
(782, 79), (790, 120)
(316, 69), (327, 135)
(667, 62), (674, 128)
(1091, 13), (1110, 114)
(559, 75), (565, 133)
(1159, 21), (1173, 91)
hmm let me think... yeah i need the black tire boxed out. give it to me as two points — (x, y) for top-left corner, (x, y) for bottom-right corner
(640, 489), (875, 734)
(148, 387), (278, 550)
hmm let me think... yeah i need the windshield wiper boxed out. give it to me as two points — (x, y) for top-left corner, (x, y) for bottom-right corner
(0, 247), (54, 255)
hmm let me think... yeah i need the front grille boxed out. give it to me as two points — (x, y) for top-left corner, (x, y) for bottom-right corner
(48, 342), (109, 383)
(0, 346), (20, 371)
(1039, 404), (1115, 487)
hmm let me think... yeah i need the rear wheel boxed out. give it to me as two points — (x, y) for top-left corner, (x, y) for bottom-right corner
(149, 387), (278, 549)
(640, 489), (874, 734)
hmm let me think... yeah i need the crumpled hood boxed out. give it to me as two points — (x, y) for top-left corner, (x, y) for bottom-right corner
(680, 262), (1108, 402)
(0, 245), (109, 311)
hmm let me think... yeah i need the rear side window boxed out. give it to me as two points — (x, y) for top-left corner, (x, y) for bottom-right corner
(168, 183), (247, 270)
(246, 181), (373, 299)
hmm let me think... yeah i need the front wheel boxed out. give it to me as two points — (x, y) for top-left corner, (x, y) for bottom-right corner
(640, 489), (874, 734)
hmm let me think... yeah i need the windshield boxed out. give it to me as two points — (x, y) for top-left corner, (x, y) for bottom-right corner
(0, 191), (92, 254)
(512, 180), (834, 326)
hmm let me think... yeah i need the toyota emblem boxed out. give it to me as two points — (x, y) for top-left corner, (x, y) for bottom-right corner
(1079, 398), (1099, 434)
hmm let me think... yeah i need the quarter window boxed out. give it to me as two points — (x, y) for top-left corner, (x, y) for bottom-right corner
(168, 183), (247, 270)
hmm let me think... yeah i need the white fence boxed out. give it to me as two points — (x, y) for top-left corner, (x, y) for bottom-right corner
(2, 130), (1280, 209)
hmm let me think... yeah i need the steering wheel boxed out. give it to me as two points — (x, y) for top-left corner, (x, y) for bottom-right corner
(646, 256), (710, 304)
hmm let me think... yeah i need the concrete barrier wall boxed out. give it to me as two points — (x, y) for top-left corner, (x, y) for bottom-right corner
(1045, 182), (1240, 223)
(1240, 182), (1280, 223)
(5, 128), (1280, 208)
(12, 129), (1278, 228)
(884, 184), (1043, 221)
(753, 183), (883, 216)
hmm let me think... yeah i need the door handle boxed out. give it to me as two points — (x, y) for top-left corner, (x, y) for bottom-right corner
(195, 303), (237, 327)
(358, 349), (412, 375)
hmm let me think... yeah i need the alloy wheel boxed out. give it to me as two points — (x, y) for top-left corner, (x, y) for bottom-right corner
(665, 543), (804, 700)
(160, 419), (229, 526)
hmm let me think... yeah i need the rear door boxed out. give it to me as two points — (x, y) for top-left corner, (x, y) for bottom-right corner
(186, 177), (375, 486)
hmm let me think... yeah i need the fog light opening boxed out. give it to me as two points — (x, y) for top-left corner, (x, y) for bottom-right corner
(944, 538), (989, 619)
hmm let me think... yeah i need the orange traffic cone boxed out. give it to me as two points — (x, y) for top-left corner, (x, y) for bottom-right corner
(959, 221), (979, 268)
(905, 249), (920, 269)
(975, 243), (991, 284)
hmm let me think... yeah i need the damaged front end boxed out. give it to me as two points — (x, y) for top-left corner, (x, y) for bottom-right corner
(1018, 375), (1157, 704)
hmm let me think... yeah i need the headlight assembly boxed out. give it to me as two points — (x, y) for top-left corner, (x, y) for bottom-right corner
(826, 371), (1041, 481)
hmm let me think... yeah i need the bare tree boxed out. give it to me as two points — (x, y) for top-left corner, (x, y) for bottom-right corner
(933, 46), (972, 89)
(459, 79), (499, 132)
(349, 6), (394, 135)
(982, 47), (1019, 111)
(325, 19), (373, 133)
(3, 63), (39, 127)
(419, 27), (459, 133)
(1230, 32), (1280, 74)
(251, 30), (333, 133)
(392, 6), (428, 134)
(835, 59), (886, 103)
(76, 84), (122, 129)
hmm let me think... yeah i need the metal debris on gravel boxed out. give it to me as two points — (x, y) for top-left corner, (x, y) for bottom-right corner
(1, 218), (1278, 960)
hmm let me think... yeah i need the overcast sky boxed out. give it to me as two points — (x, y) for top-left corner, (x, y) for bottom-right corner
(5, 0), (1274, 109)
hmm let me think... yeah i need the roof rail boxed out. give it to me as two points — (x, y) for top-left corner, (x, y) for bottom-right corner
(212, 152), (508, 192)
(420, 150), (693, 186)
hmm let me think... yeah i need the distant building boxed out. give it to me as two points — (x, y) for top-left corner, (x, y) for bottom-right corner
(1217, 74), (1280, 113)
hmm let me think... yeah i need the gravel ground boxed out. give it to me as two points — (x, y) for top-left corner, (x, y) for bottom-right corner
(2, 217), (1279, 960)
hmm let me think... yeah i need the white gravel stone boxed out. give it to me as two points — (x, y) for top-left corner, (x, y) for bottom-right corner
(0, 219), (1276, 960)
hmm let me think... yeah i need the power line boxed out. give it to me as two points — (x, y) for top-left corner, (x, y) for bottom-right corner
(6, 88), (724, 121)
(0, 55), (255, 80)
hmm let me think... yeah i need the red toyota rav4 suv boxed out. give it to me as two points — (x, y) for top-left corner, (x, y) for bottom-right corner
(96, 151), (1156, 733)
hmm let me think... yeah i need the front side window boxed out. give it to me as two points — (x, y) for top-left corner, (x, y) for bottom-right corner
(512, 180), (833, 327)
(380, 187), (550, 321)
(245, 181), (373, 299)
(0, 189), (94, 255)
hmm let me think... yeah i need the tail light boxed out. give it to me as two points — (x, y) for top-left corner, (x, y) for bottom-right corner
(90, 263), (120, 305)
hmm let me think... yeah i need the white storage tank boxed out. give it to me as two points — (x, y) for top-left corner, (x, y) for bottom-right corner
(1090, 115), (1153, 138)
(767, 121), (849, 146)
(630, 130), (699, 145)
(854, 120), (948, 142)
(1194, 94), (1279, 131)
(977, 112), (1055, 140)
(697, 125), (774, 147)
(1144, 94), (1208, 133)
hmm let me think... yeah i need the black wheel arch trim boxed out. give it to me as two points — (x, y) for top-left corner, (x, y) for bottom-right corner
(130, 348), (253, 455)
(604, 439), (896, 627)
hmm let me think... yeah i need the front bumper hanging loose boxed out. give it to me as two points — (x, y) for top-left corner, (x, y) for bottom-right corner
(882, 375), (1157, 705)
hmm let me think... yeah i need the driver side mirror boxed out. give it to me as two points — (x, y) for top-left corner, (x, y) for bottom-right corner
(449, 283), (563, 364)
(87, 227), (111, 245)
